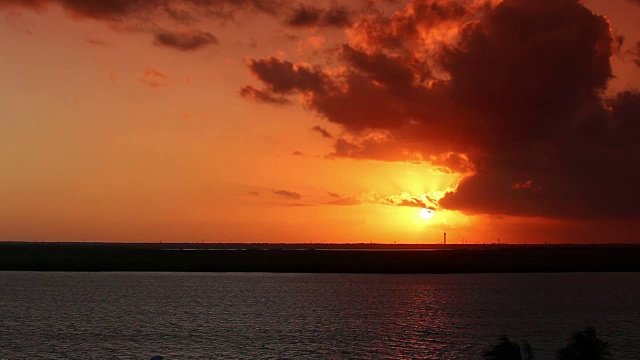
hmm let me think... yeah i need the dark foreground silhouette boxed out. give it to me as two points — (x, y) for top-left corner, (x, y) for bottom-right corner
(484, 328), (610, 360)
(1, 242), (640, 273)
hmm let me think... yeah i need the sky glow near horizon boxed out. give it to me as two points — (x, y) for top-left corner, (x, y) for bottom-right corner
(1, 0), (640, 244)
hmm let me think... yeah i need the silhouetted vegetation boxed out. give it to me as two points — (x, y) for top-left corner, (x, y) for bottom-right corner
(484, 328), (610, 360)
(557, 328), (610, 360)
(483, 336), (533, 360)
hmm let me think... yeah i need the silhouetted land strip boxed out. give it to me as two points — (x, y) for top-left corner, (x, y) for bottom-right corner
(1, 242), (640, 273)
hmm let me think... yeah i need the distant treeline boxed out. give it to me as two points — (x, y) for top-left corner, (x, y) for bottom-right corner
(1, 242), (640, 273)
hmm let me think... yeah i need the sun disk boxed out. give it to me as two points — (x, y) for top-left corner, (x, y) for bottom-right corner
(420, 208), (435, 219)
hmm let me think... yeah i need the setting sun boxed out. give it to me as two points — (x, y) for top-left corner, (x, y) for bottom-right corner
(420, 208), (435, 220)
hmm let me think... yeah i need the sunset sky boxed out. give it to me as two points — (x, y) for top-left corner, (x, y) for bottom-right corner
(1, 0), (640, 244)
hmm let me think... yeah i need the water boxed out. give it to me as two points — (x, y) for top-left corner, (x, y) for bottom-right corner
(0, 272), (638, 359)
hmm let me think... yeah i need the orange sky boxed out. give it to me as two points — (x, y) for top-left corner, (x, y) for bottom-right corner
(1, 0), (640, 243)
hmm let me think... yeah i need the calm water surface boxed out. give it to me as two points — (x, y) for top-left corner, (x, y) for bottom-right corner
(0, 272), (638, 359)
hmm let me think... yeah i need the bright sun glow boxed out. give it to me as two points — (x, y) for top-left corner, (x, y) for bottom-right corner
(420, 208), (435, 220)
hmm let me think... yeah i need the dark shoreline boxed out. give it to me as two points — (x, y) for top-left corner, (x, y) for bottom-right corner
(1, 242), (640, 273)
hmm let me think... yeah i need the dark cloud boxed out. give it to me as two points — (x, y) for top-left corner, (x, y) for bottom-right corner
(430, 153), (475, 174)
(328, 192), (340, 198)
(348, 0), (473, 52)
(244, 0), (616, 149)
(287, 4), (351, 28)
(153, 30), (218, 51)
(0, 0), (137, 19)
(272, 189), (301, 200)
(328, 136), (424, 162)
(0, 0), (285, 20)
(247, 57), (328, 94)
(309, 125), (332, 138)
(610, 90), (640, 144)
(243, 0), (640, 220)
(323, 5), (351, 27)
(439, 91), (640, 219)
(239, 85), (291, 105)
(439, 0), (612, 145)
(436, 1), (639, 219)
(341, 45), (427, 98)
(292, 150), (303, 156)
(287, 4), (319, 26)
(1, 0), (284, 48)
(0, 0), (160, 20)
(248, 191), (260, 196)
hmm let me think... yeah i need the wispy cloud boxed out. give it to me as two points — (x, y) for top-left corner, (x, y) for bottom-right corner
(272, 189), (301, 200)
(310, 125), (332, 138)
(140, 67), (170, 88)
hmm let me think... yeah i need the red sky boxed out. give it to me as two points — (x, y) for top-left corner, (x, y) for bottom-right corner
(1, 0), (640, 244)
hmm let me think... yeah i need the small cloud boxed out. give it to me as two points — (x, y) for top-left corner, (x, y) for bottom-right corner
(287, 5), (352, 28)
(280, 33), (300, 42)
(140, 67), (170, 88)
(512, 180), (542, 192)
(323, 6), (352, 27)
(287, 5), (320, 27)
(153, 30), (218, 51)
(272, 189), (301, 200)
(310, 125), (333, 138)
(292, 150), (304, 156)
(248, 191), (261, 196)
(239, 85), (291, 105)
(326, 191), (435, 208)
(328, 196), (362, 206)
(362, 191), (439, 209)
(245, 57), (327, 95)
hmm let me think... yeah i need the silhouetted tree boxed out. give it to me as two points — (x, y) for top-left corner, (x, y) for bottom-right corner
(483, 336), (534, 360)
(557, 327), (610, 360)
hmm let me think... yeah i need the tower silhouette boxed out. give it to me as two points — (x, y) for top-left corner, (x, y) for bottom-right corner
(444, 232), (447, 245)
